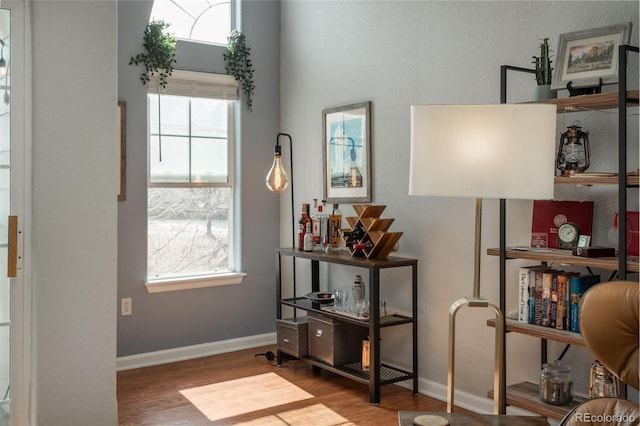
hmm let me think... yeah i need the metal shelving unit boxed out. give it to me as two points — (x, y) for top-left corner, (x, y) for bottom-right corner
(275, 247), (418, 404)
(492, 45), (639, 419)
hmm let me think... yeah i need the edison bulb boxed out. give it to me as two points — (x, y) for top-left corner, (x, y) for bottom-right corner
(266, 153), (289, 192)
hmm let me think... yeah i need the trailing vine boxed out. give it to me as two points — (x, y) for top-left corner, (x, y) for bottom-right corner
(224, 30), (255, 111)
(129, 20), (177, 89)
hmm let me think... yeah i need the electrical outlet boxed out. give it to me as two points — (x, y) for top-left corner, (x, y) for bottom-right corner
(121, 298), (132, 316)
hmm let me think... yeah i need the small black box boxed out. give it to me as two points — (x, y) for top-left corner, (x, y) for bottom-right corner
(572, 246), (616, 257)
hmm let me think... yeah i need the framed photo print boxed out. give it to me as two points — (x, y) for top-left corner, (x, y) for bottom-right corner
(551, 22), (632, 90)
(322, 101), (372, 203)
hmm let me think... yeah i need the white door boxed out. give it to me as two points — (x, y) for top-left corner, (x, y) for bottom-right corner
(0, 1), (29, 425)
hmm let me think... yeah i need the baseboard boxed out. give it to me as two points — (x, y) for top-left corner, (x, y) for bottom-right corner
(396, 377), (539, 417)
(116, 332), (277, 371)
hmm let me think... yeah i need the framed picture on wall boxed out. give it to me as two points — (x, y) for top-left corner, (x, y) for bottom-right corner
(322, 101), (371, 203)
(551, 22), (632, 90)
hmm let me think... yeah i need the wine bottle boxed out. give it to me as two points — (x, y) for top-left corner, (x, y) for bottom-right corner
(343, 226), (366, 243)
(298, 203), (309, 251)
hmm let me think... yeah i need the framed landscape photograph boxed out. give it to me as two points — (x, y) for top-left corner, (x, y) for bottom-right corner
(322, 101), (371, 203)
(552, 22), (632, 90)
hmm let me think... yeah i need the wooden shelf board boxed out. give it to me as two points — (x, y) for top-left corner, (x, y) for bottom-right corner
(487, 318), (585, 347)
(488, 382), (586, 420)
(555, 174), (640, 186)
(526, 90), (639, 111)
(487, 247), (640, 273)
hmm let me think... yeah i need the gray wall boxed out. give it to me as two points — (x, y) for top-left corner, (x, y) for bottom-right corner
(280, 0), (638, 407)
(117, 0), (281, 356)
(32, 1), (118, 424)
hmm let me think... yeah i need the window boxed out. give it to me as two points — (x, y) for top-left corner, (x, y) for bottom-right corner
(146, 70), (244, 292)
(149, 0), (231, 45)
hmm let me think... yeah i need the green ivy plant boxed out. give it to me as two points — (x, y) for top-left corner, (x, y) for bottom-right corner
(129, 20), (177, 89)
(532, 38), (553, 86)
(224, 30), (255, 111)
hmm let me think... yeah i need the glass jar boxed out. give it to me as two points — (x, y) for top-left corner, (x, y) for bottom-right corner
(589, 360), (620, 399)
(539, 360), (573, 405)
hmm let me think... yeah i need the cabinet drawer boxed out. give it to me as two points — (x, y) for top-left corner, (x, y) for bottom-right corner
(308, 312), (365, 366)
(277, 317), (308, 358)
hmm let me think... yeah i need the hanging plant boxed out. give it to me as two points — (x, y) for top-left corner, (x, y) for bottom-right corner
(224, 30), (255, 111)
(129, 20), (177, 89)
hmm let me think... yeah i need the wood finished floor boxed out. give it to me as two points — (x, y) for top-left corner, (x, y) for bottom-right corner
(117, 345), (452, 425)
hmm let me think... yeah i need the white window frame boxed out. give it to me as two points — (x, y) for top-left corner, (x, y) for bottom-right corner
(149, 0), (233, 46)
(145, 70), (245, 293)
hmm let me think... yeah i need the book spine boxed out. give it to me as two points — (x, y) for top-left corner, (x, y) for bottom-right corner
(569, 276), (582, 333)
(518, 267), (530, 323)
(528, 269), (537, 324)
(534, 270), (544, 326)
(555, 274), (568, 330)
(542, 271), (554, 327)
(550, 272), (558, 329)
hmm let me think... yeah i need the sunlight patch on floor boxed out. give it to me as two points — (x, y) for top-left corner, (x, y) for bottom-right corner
(179, 372), (314, 422)
(233, 403), (355, 426)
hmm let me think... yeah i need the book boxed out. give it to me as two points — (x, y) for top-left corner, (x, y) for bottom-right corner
(517, 266), (549, 324)
(518, 266), (535, 323)
(569, 274), (601, 333)
(533, 269), (546, 326)
(555, 273), (574, 331)
(541, 271), (556, 327)
(550, 271), (559, 329)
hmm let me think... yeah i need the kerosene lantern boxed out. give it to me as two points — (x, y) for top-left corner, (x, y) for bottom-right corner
(556, 124), (590, 175)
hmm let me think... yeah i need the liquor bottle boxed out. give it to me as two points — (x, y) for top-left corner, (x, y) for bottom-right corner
(311, 199), (320, 248)
(303, 222), (313, 252)
(317, 200), (330, 251)
(329, 203), (342, 250)
(298, 203), (309, 251)
(361, 337), (370, 372)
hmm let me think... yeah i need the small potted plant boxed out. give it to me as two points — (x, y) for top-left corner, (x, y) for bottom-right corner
(224, 30), (255, 111)
(129, 20), (177, 89)
(532, 38), (556, 101)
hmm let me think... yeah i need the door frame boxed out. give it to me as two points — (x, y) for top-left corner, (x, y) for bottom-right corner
(4, 1), (32, 424)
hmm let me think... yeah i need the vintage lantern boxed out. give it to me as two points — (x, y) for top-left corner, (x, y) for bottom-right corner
(556, 124), (590, 175)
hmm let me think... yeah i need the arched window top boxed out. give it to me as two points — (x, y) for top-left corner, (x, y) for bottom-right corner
(150, 0), (231, 45)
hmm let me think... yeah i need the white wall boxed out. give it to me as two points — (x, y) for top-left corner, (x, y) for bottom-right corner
(280, 0), (638, 410)
(32, 1), (118, 423)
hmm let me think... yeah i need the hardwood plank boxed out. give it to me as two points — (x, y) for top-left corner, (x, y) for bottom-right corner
(118, 345), (456, 425)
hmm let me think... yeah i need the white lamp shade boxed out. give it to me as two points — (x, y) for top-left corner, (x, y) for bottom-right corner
(409, 104), (557, 200)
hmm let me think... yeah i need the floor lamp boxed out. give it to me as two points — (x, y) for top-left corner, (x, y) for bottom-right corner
(408, 104), (556, 414)
(266, 133), (297, 301)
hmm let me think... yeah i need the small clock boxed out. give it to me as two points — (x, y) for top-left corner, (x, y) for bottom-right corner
(557, 222), (580, 249)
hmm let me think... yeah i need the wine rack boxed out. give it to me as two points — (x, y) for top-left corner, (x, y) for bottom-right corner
(343, 204), (403, 259)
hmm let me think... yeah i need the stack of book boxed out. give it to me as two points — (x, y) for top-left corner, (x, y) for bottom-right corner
(518, 266), (600, 333)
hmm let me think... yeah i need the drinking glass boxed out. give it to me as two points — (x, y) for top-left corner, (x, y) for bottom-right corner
(333, 287), (349, 312)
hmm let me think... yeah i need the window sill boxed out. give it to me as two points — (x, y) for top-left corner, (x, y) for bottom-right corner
(145, 272), (247, 293)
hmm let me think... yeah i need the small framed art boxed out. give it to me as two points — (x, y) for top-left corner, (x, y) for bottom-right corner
(322, 101), (372, 203)
(552, 22), (632, 90)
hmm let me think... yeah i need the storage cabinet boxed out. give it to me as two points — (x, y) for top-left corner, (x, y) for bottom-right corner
(490, 45), (639, 419)
(275, 248), (418, 404)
